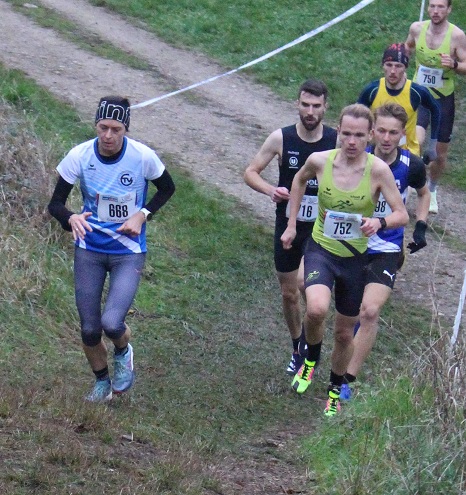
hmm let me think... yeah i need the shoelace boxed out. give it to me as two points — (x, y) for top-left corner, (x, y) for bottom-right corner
(326, 398), (339, 413)
(300, 363), (313, 380)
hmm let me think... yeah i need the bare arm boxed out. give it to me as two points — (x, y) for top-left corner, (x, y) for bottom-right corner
(244, 129), (289, 203)
(405, 21), (421, 58)
(415, 183), (430, 223)
(450, 27), (466, 75)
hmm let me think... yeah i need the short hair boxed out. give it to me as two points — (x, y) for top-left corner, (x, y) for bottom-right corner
(373, 103), (408, 129)
(429, 0), (451, 7)
(339, 103), (373, 130)
(298, 79), (328, 101)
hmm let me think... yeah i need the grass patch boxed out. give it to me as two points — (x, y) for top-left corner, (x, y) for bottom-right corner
(87, 0), (466, 189)
(1, 3), (466, 492)
(0, 65), (93, 150)
(305, 376), (463, 494)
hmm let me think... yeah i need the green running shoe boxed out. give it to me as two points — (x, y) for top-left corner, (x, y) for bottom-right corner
(291, 359), (315, 394)
(324, 388), (341, 417)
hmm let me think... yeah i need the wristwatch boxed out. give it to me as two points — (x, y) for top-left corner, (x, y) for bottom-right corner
(453, 59), (459, 70)
(379, 217), (387, 230)
(140, 208), (153, 221)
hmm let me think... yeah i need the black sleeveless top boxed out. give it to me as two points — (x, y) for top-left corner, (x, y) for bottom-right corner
(276, 124), (337, 219)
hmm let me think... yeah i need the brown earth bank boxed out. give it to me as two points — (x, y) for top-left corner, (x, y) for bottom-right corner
(0, 1), (465, 493)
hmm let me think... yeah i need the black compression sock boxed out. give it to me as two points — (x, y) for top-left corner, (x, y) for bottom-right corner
(307, 341), (322, 363)
(329, 370), (344, 388)
(344, 373), (357, 384)
(93, 366), (109, 381)
(114, 345), (128, 356)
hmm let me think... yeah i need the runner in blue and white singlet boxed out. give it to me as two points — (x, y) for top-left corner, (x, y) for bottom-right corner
(57, 136), (166, 254)
(48, 96), (175, 403)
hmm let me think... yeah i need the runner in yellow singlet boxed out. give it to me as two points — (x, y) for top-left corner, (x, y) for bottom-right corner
(406, 0), (466, 213)
(281, 104), (409, 416)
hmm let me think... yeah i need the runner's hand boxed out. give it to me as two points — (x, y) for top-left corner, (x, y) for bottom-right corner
(69, 212), (92, 240)
(281, 226), (296, 250)
(407, 220), (427, 253)
(116, 211), (146, 236)
(271, 186), (290, 203)
(424, 139), (437, 162)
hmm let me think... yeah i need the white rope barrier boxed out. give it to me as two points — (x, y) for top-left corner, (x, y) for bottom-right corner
(131, 0), (377, 109)
(419, 0), (426, 22)
(451, 269), (466, 349)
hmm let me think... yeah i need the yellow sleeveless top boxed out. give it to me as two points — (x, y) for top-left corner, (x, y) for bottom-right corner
(372, 78), (420, 156)
(312, 150), (375, 257)
(414, 21), (455, 97)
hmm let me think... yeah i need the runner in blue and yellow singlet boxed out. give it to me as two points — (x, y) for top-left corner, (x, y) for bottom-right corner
(358, 43), (440, 159)
(341, 103), (430, 401)
(281, 104), (409, 416)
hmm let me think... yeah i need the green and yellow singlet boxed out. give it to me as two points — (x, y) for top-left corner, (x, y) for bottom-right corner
(312, 149), (375, 257)
(414, 21), (455, 98)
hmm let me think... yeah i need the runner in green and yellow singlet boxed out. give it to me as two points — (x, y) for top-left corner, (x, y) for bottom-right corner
(281, 104), (408, 416)
(406, 0), (466, 213)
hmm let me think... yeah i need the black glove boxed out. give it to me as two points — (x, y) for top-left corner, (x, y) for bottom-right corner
(407, 220), (427, 254)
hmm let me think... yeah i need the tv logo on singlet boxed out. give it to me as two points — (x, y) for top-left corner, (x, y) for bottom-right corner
(120, 172), (134, 186)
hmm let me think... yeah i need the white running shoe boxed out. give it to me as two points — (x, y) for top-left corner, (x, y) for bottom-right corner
(429, 190), (438, 214)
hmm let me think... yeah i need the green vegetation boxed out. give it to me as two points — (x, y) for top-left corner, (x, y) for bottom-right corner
(89, 0), (466, 188)
(9, 0), (466, 188)
(1, 0), (466, 493)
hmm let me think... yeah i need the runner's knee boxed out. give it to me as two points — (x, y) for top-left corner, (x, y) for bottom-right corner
(359, 302), (380, 325)
(101, 311), (126, 341)
(81, 327), (103, 347)
(306, 303), (327, 323)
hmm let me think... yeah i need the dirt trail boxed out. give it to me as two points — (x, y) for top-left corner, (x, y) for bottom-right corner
(1, 0), (465, 356)
(0, 0), (297, 222)
(0, 0), (466, 491)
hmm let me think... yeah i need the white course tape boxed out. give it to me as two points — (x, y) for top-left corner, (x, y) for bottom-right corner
(451, 269), (466, 349)
(131, 0), (377, 109)
(419, 0), (426, 22)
